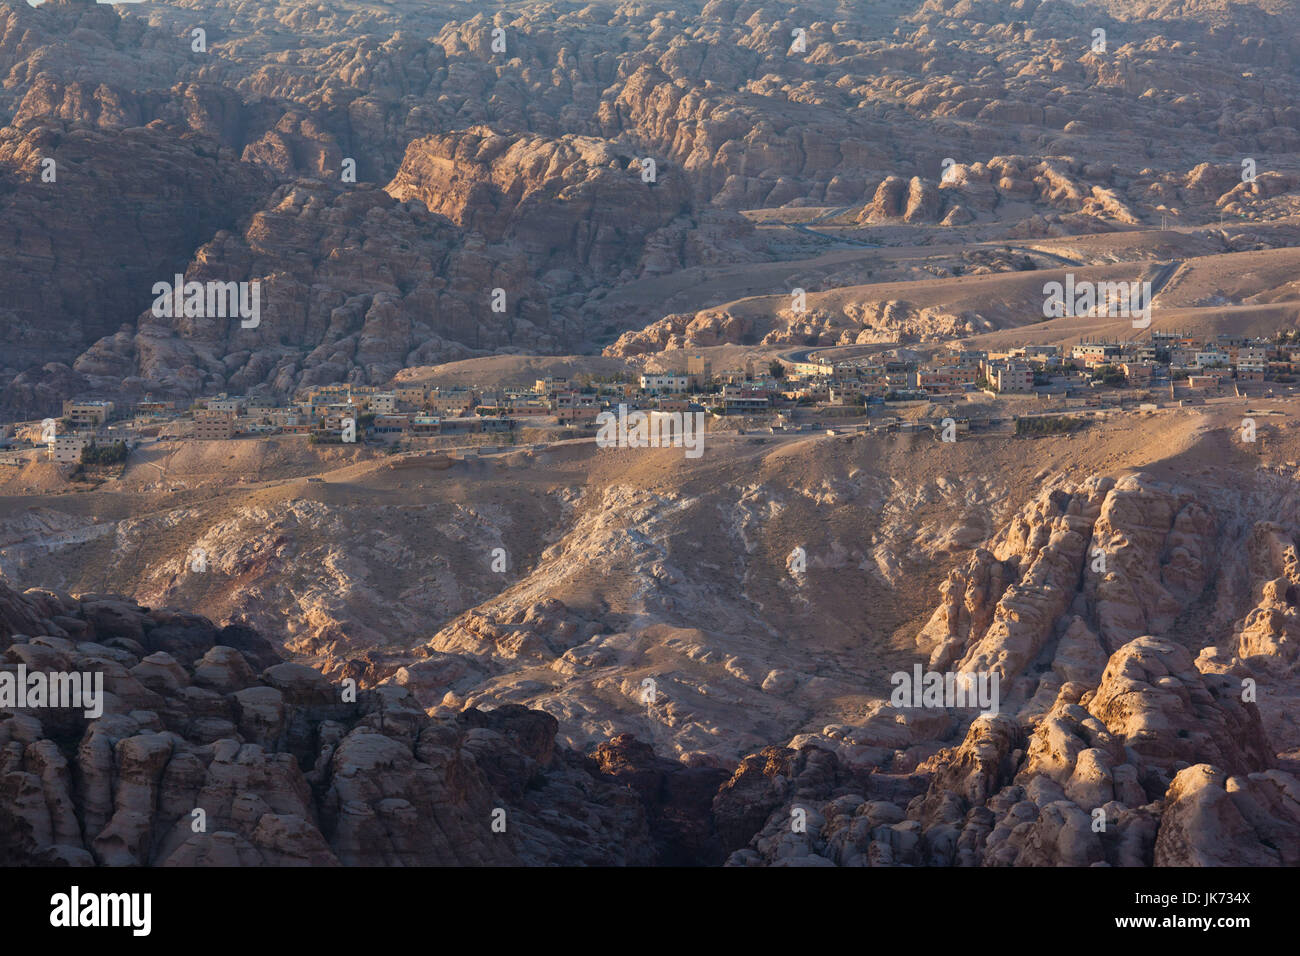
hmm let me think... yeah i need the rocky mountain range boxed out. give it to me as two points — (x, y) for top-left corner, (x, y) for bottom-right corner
(4, 402), (1300, 866)
(4, 0), (1300, 416)
(4, 0), (1300, 874)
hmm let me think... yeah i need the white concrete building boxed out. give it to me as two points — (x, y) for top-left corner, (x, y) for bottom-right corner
(640, 373), (689, 394)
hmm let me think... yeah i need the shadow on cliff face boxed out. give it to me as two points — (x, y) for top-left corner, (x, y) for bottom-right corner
(0, 581), (762, 865)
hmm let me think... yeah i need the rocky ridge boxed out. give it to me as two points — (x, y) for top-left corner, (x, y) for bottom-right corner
(6, 0), (1300, 411)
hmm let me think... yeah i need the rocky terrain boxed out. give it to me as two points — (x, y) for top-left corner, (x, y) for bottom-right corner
(5, 0), (1300, 415)
(4, 401), (1300, 866)
(0, 581), (702, 865)
(5, 0), (1300, 869)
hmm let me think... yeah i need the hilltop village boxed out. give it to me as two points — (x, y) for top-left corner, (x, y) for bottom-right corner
(2, 329), (1296, 469)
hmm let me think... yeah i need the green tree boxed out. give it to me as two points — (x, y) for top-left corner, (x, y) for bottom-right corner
(80, 440), (129, 465)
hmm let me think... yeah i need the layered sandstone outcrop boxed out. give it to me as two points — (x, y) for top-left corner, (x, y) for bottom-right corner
(717, 467), (1300, 866)
(5, 0), (1300, 410)
(6, 455), (1300, 867)
(0, 582), (665, 865)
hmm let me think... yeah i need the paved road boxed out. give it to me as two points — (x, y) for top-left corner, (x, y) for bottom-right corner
(1149, 259), (1183, 298)
(777, 341), (906, 367)
(1001, 244), (1085, 267)
(766, 208), (1087, 266)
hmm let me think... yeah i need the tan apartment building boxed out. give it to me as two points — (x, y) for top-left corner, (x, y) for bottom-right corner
(62, 400), (114, 426)
(50, 435), (87, 463)
(789, 360), (831, 379)
(194, 408), (236, 440)
(1121, 362), (1155, 386)
(504, 403), (550, 416)
(919, 367), (978, 392)
(988, 362), (1033, 393)
(205, 396), (244, 414)
(687, 354), (713, 388)
(194, 417), (235, 440)
(393, 386), (426, 406)
(655, 398), (692, 412)
(428, 391), (478, 417)
(534, 377), (568, 396)
(372, 414), (410, 440)
(557, 406), (601, 424)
